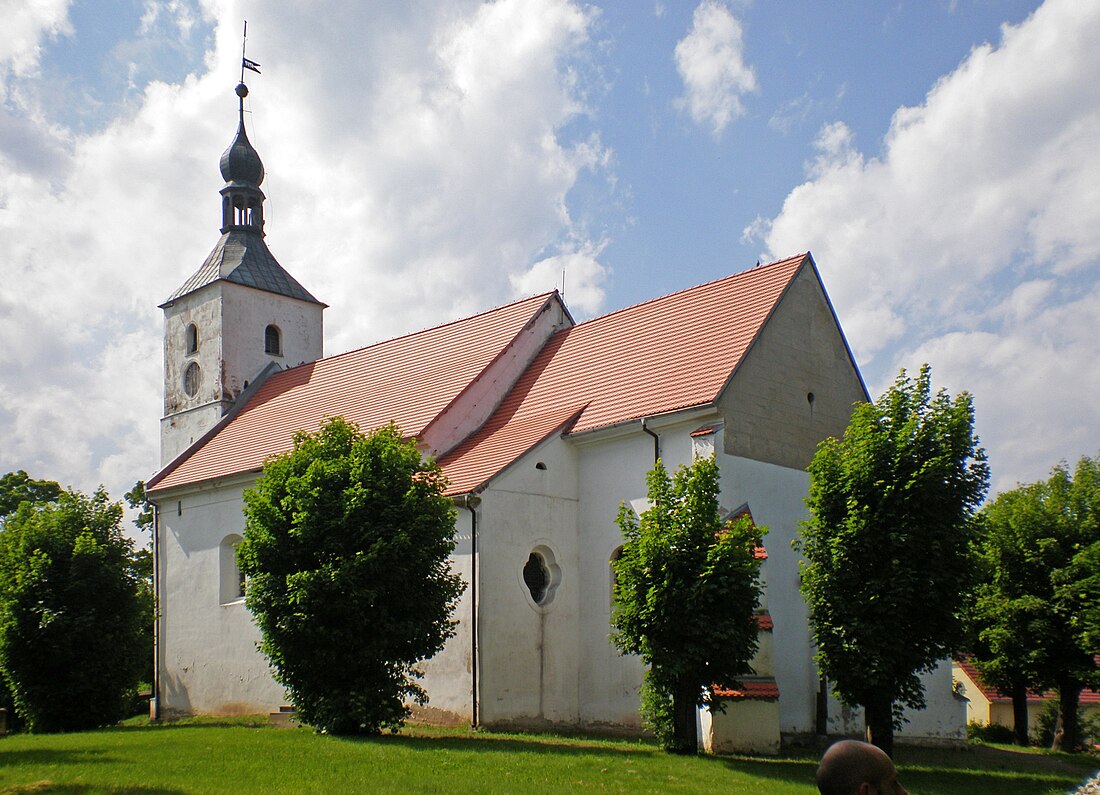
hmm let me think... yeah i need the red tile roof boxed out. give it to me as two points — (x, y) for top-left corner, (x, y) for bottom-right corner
(756, 613), (774, 631)
(956, 659), (1100, 705)
(149, 292), (558, 493)
(437, 254), (807, 493)
(150, 255), (809, 496)
(713, 679), (781, 701)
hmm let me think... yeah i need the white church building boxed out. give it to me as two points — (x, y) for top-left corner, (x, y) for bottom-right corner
(145, 81), (966, 751)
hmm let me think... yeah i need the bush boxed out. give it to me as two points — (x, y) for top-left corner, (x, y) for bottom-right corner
(238, 418), (465, 735)
(967, 720), (1015, 744)
(1033, 700), (1100, 749)
(0, 489), (147, 732)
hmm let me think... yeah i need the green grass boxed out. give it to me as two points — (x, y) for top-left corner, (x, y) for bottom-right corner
(0, 719), (1096, 794)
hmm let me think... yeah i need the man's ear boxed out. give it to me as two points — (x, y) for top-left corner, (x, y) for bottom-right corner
(857, 784), (874, 795)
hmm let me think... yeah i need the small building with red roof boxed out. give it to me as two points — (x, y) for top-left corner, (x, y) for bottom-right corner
(145, 81), (969, 751)
(953, 658), (1100, 735)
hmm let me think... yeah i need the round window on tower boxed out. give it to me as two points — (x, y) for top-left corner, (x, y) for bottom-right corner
(183, 361), (201, 397)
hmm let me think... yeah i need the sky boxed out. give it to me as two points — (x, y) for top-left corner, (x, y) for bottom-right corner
(1, 0), (1097, 508)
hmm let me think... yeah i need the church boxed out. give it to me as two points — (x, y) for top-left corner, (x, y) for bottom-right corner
(145, 80), (966, 752)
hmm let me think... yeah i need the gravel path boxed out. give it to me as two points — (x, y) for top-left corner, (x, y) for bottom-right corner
(1072, 772), (1100, 794)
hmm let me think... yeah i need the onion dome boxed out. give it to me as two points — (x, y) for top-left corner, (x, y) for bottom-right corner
(219, 83), (265, 187)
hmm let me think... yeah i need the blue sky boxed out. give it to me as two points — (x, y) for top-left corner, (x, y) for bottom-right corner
(1, 0), (1096, 505)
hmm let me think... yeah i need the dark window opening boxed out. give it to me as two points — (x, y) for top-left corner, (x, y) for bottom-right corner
(523, 552), (550, 605)
(265, 324), (281, 355)
(185, 323), (198, 354)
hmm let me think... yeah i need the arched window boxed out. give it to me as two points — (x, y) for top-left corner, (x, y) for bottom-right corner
(264, 324), (281, 355)
(219, 534), (246, 604)
(185, 323), (198, 354)
(522, 545), (561, 608)
(183, 362), (201, 397)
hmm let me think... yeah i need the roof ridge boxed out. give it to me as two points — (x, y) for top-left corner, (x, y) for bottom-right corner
(287, 290), (559, 372)
(572, 253), (808, 330)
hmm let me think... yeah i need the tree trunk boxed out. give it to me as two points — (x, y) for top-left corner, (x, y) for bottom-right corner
(864, 693), (895, 758)
(1010, 681), (1030, 747)
(816, 674), (829, 736)
(670, 679), (698, 755)
(1051, 678), (1082, 753)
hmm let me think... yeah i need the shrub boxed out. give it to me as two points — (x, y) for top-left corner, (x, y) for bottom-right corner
(238, 418), (465, 735)
(0, 489), (147, 732)
(967, 720), (1015, 744)
(1033, 699), (1100, 748)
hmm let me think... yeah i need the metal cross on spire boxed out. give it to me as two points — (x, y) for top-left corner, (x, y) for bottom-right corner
(240, 20), (261, 83)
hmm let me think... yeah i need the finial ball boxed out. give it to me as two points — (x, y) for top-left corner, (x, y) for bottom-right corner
(235, 82), (249, 98)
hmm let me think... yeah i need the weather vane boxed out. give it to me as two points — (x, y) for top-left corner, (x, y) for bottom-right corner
(240, 20), (261, 83)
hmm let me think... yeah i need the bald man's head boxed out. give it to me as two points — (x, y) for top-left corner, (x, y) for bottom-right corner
(816, 740), (906, 795)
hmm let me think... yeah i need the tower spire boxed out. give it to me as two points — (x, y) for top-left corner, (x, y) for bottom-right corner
(219, 29), (265, 236)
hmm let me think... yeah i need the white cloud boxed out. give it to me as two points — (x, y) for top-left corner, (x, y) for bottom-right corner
(674, 0), (756, 137)
(0, 0), (612, 500)
(747, 0), (1100, 488)
(510, 239), (609, 315)
(0, 0), (72, 77)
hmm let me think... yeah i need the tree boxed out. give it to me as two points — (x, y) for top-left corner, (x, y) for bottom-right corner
(800, 365), (988, 756)
(125, 480), (156, 689)
(611, 455), (765, 754)
(0, 470), (61, 518)
(972, 455), (1100, 752)
(237, 417), (465, 735)
(0, 488), (147, 732)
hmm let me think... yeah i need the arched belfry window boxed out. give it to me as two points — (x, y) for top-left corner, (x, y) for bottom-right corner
(265, 324), (281, 355)
(185, 323), (198, 354)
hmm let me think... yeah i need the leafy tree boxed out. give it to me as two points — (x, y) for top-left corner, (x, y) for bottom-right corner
(611, 456), (765, 754)
(972, 455), (1100, 752)
(237, 417), (465, 735)
(125, 480), (156, 688)
(800, 365), (988, 756)
(0, 488), (147, 732)
(0, 471), (61, 518)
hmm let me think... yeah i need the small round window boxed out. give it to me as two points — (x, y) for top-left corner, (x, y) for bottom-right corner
(183, 361), (201, 397)
(521, 545), (561, 608)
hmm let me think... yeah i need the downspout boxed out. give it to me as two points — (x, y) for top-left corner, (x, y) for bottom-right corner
(640, 417), (660, 464)
(456, 494), (482, 728)
(151, 502), (161, 722)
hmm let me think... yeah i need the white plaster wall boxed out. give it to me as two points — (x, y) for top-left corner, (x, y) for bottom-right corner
(156, 480), (285, 716)
(715, 454), (818, 735)
(158, 476), (477, 723)
(573, 414), (711, 729)
(705, 699), (782, 755)
(473, 434), (582, 728)
(415, 508), (475, 725)
(221, 282), (323, 393)
(825, 662), (966, 741)
(162, 289), (229, 466)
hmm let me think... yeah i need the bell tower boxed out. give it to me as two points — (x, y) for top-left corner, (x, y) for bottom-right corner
(159, 79), (326, 466)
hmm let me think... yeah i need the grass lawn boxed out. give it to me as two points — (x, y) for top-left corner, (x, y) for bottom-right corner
(1, 719), (1097, 794)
